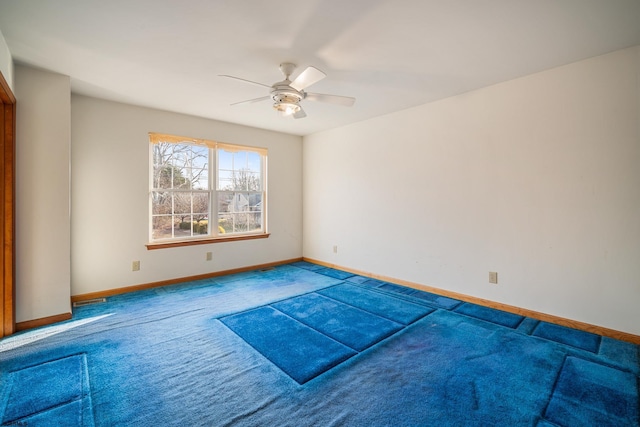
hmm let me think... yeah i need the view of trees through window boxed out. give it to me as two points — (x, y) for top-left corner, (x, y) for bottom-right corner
(150, 137), (265, 241)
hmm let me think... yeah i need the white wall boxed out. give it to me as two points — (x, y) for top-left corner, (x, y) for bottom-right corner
(0, 29), (13, 90)
(15, 65), (71, 322)
(71, 96), (302, 296)
(303, 46), (640, 335)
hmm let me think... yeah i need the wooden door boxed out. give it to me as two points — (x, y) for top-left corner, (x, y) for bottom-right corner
(0, 71), (16, 338)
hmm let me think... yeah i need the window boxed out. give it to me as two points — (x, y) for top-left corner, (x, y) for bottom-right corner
(149, 133), (267, 245)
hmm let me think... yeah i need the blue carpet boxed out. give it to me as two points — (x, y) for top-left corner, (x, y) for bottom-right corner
(405, 289), (461, 309)
(222, 286), (428, 383)
(0, 354), (93, 426)
(344, 275), (371, 284)
(360, 278), (387, 287)
(454, 302), (525, 328)
(533, 321), (602, 353)
(318, 283), (434, 324)
(367, 281), (462, 309)
(272, 293), (403, 351)
(289, 260), (325, 271)
(220, 306), (357, 384)
(543, 356), (639, 426)
(378, 282), (416, 295)
(314, 267), (355, 280)
(0, 262), (637, 426)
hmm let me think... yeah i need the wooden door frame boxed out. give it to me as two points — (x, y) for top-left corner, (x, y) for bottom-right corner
(0, 70), (16, 338)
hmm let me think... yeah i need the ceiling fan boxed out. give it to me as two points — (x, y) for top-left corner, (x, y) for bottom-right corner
(220, 63), (355, 119)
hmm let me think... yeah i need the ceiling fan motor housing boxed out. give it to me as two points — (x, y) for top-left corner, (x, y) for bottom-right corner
(271, 84), (303, 105)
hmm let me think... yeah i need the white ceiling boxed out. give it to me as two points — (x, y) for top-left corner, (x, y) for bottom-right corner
(1, 0), (639, 136)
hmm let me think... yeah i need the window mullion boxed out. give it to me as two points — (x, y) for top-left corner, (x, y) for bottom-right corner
(211, 147), (217, 237)
(171, 193), (176, 239)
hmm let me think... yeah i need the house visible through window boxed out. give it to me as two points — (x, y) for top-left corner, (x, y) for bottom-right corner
(149, 133), (267, 242)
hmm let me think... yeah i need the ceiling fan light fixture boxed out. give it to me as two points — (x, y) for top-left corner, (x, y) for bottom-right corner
(274, 101), (300, 117)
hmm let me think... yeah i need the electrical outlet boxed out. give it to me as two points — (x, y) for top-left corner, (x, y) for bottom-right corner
(489, 271), (498, 284)
(132, 261), (140, 271)
(206, 252), (212, 261)
(333, 245), (338, 254)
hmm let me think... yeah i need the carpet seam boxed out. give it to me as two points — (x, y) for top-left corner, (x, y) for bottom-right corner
(3, 399), (85, 425)
(357, 283), (445, 310)
(512, 314), (526, 329)
(80, 353), (94, 426)
(1, 353), (91, 425)
(543, 355), (640, 425)
(271, 293), (410, 353)
(0, 375), (14, 425)
(210, 281), (344, 321)
(449, 311), (509, 332)
(218, 313), (357, 384)
(268, 303), (365, 353)
(317, 285), (431, 325)
(594, 334), (603, 355)
(4, 391), (84, 425)
(532, 322), (601, 354)
(540, 354), (569, 424)
(217, 318), (293, 382)
(637, 375), (640, 427)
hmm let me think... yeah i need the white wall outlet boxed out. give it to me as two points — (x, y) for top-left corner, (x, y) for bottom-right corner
(132, 261), (140, 271)
(489, 271), (498, 284)
(206, 252), (213, 261)
(333, 245), (338, 254)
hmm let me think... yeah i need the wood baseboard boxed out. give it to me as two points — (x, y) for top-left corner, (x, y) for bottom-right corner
(303, 257), (640, 345)
(16, 312), (72, 332)
(71, 257), (303, 303)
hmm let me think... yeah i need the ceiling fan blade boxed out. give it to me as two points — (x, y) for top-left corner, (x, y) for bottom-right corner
(293, 107), (307, 119)
(219, 75), (271, 88)
(290, 66), (326, 91)
(305, 92), (356, 107)
(230, 96), (270, 106)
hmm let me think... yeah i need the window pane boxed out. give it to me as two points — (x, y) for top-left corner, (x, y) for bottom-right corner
(217, 149), (262, 191)
(174, 193), (192, 215)
(192, 171), (208, 190)
(248, 192), (262, 211)
(193, 192), (209, 224)
(152, 191), (172, 215)
(153, 143), (209, 190)
(217, 169), (232, 191)
(245, 211), (262, 232)
(217, 192), (262, 234)
(152, 215), (174, 240)
(246, 151), (261, 172)
(228, 212), (262, 233)
(218, 192), (233, 211)
(225, 169), (258, 191)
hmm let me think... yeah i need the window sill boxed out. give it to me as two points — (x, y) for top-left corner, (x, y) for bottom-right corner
(146, 233), (270, 250)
